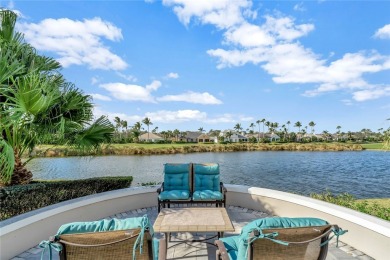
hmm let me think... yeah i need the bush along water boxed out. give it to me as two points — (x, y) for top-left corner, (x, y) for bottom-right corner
(310, 191), (390, 221)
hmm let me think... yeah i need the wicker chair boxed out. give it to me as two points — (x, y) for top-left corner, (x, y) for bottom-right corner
(215, 217), (346, 260)
(40, 216), (166, 260)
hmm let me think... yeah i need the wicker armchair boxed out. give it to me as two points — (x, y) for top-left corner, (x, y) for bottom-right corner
(215, 217), (347, 260)
(40, 216), (166, 260)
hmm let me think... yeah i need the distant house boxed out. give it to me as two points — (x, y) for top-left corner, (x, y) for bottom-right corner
(139, 132), (164, 142)
(229, 134), (248, 142)
(264, 133), (280, 142)
(197, 133), (212, 143)
(181, 131), (202, 142)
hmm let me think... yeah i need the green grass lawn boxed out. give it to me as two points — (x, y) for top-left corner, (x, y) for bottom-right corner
(360, 143), (384, 150)
(357, 198), (390, 208)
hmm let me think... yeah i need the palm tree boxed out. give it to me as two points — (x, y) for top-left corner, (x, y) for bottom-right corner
(198, 127), (205, 133)
(294, 121), (302, 142)
(0, 10), (114, 186)
(173, 129), (180, 141)
(234, 123), (242, 133)
(142, 117), (153, 141)
(265, 121), (270, 133)
(308, 121), (316, 142)
(225, 131), (233, 142)
(256, 120), (261, 142)
(121, 120), (128, 140)
(114, 117), (121, 140)
(261, 118), (266, 138)
(336, 125), (341, 141)
(249, 123), (255, 133)
(152, 126), (158, 133)
(286, 121), (291, 141)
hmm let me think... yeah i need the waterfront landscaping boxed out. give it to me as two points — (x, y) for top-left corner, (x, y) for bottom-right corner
(31, 142), (367, 157)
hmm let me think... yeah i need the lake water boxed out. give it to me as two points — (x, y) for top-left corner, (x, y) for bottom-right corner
(28, 151), (390, 199)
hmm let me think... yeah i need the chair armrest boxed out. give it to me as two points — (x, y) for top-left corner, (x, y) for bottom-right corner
(220, 182), (227, 193)
(157, 182), (164, 194)
(215, 240), (230, 260)
(158, 237), (167, 260)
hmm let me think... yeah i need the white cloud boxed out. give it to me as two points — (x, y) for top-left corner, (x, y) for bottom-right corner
(166, 72), (179, 79)
(352, 86), (390, 101)
(100, 80), (161, 102)
(91, 76), (100, 85)
(162, 0), (254, 29)
(90, 93), (112, 101)
(166, 2), (390, 101)
(17, 17), (127, 70)
(224, 23), (274, 47)
(263, 15), (314, 42)
(116, 72), (138, 82)
(293, 3), (306, 12)
(374, 24), (390, 39)
(94, 107), (253, 125)
(157, 91), (222, 104)
(145, 110), (207, 122)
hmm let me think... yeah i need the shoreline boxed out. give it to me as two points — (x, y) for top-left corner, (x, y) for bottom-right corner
(29, 142), (366, 158)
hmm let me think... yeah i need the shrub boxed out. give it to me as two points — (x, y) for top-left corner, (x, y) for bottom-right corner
(310, 191), (389, 221)
(0, 176), (133, 221)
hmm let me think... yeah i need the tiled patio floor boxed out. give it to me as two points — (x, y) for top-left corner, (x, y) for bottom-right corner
(13, 205), (373, 260)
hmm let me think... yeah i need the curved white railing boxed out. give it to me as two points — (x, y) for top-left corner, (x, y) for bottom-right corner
(1, 185), (389, 260)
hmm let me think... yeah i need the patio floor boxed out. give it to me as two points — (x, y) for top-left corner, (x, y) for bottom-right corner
(13, 205), (373, 260)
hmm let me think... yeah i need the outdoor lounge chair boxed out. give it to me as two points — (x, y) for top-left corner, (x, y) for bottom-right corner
(192, 163), (226, 207)
(39, 215), (166, 260)
(157, 163), (192, 212)
(215, 217), (347, 260)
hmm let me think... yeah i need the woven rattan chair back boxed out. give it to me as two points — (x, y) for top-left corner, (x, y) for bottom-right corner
(58, 228), (152, 260)
(249, 225), (332, 260)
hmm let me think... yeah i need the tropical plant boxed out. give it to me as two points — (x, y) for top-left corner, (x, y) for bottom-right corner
(142, 117), (152, 141)
(121, 120), (128, 140)
(256, 120), (261, 142)
(225, 130), (233, 142)
(0, 10), (114, 186)
(198, 127), (205, 133)
(234, 123), (242, 133)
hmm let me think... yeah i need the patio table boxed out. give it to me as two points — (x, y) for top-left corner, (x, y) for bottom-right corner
(153, 207), (235, 254)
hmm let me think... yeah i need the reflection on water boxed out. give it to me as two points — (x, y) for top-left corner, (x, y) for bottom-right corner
(28, 151), (390, 199)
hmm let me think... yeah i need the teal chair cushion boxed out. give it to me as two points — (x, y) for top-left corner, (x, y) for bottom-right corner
(163, 163), (190, 191)
(219, 236), (239, 260)
(221, 217), (329, 260)
(193, 163), (220, 192)
(56, 215), (154, 236)
(153, 238), (159, 260)
(158, 190), (190, 200)
(192, 190), (223, 201)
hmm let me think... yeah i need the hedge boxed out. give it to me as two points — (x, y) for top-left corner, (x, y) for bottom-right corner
(0, 176), (133, 221)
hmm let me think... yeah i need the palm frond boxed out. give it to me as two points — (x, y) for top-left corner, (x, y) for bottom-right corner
(0, 138), (15, 184)
(72, 116), (114, 150)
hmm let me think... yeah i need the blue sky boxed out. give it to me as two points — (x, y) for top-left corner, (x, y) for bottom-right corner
(3, 0), (390, 133)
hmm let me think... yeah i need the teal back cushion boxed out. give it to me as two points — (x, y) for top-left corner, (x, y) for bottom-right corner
(235, 217), (329, 259)
(194, 163), (220, 191)
(164, 163), (190, 191)
(56, 215), (154, 237)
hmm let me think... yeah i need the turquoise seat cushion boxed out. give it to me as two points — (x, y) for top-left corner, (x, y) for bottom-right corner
(193, 163), (220, 192)
(192, 190), (223, 201)
(153, 238), (159, 260)
(163, 163), (190, 191)
(219, 236), (239, 260)
(225, 217), (329, 260)
(56, 215), (154, 236)
(158, 190), (190, 200)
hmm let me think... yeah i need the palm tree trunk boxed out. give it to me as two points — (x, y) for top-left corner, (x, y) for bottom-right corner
(7, 151), (33, 186)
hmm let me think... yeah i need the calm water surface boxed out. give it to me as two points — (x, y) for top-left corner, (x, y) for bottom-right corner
(28, 151), (390, 199)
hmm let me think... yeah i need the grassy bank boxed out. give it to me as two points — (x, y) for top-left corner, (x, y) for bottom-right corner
(311, 192), (390, 221)
(360, 143), (384, 150)
(31, 142), (364, 157)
